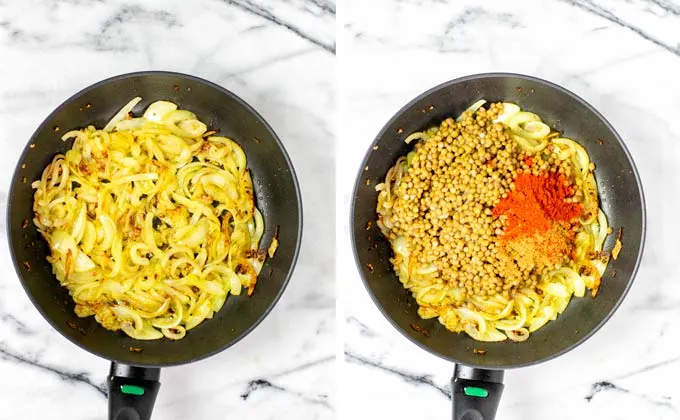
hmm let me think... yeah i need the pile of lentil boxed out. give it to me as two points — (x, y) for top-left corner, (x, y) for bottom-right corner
(387, 103), (584, 300)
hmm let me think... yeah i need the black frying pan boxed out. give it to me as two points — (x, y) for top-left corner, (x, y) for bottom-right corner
(351, 73), (645, 419)
(7, 71), (302, 420)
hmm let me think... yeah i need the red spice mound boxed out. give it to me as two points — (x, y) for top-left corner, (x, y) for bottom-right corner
(492, 172), (583, 240)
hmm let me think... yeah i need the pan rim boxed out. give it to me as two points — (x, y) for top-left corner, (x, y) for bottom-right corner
(350, 71), (647, 369)
(7, 70), (303, 367)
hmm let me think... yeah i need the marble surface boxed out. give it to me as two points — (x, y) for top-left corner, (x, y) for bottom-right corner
(0, 1), (334, 419)
(339, 0), (680, 419)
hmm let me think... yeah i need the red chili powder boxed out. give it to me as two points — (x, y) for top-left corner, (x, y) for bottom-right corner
(492, 172), (583, 240)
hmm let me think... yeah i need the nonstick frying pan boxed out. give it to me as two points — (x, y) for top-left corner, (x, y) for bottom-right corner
(351, 73), (645, 419)
(7, 71), (302, 420)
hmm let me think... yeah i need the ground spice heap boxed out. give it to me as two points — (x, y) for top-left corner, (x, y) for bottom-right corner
(493, 171), (583, 280)
(389, 102), (585, 299)
(493, 172), (582, 239)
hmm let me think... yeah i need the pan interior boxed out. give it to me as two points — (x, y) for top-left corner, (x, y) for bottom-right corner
(352, 74), (645, 369)
(8, 72), (302, 367)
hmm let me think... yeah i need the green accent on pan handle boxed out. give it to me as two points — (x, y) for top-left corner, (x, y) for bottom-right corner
(108, 362), (161, 420)
(452, 365), (504, 420)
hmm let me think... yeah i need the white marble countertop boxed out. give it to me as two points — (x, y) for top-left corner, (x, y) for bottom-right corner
(0, 1), (335, 419)
(339, 0), (680, 419)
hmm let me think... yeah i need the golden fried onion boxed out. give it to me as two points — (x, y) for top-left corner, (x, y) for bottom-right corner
(32, 98), (266, 340)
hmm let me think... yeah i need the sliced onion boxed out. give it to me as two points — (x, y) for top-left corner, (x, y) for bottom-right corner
(71, 205), (87, 244)
(456, 99), (487, 121)
(593, 209), (609, 252)
(551, 138), (578, 160)
(494, 300), (527, 330)
(109, 234), (123, 277)
(111, 173), (159, 185)
(143, 100), (177, 123)
(173, 221), (208, 248)
(51, 230), (78, 256)
(114, 118), (145, 131)
(478, 300), (514, 321)
(455, 307), (488, 335)
(143, 213), (159, 251)
(130, 243), (151, 266)
(541, 282), (570, 298)
(229, 269), (242, 296)
(123, 321), (164, 340)
(511, 134), (548, 153)
(178, 119), (207, 137)
(61, 130), (84, 141)
(97, 214), (116, 250)
(404, 132), (427, 144)
(74, 252), (96, 272)
(415, 264), (438, 275)
(103, 97), (142, 132)
(493, 102), (520, 123)
(211, 293), (228, 312)
(162, 326), (186, 340)
(111, 305), (144, 333)
(150, 298), (183, 329)
(204, 280), (225, 295)
(528, 306), (556, 332)
(506, 328), (529, 342)
(184, 300), (211, 330)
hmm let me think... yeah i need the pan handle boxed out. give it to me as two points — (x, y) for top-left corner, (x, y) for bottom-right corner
(108, 362), (161, 420)
(451, 364), (504, 420)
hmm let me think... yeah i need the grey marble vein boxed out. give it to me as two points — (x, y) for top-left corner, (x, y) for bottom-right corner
(558, 0), (680, 56)
(345, 351), (451, 399)
(563, 49), (660, 81)
(433, 7), (522, 53)
(585, 381), (628, 402)
(306, 0), (336, 14)
(3, 25), (47, 44)
(0, 17), (40, 45)
(585, 380), (674, 409)
(221, 0), (335, 53)
(287, 289), (335, 310)
(444, 7), (522, 34)
(89, 4), (179, 52)
(217, 48), (316, 78)
(346, 316), (378, 338)
(0, 345), (107, 397)
(612, 355), (680, 381)
(267, 355), (334, 380)
(641, 0), (680, 16)
(0, 313), (33, 335)
(240, 379), (332, 408)
(225, 356), (334, 408)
